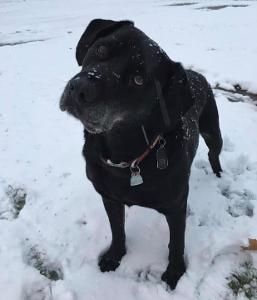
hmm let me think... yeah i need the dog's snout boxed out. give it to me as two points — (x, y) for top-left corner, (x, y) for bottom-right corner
(68, 76), (82, 96)
(68, 72), (100, 104)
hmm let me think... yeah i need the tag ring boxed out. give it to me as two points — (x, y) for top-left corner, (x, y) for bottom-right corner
(159, 137), (166, 147)
(130, 161), (140, 174)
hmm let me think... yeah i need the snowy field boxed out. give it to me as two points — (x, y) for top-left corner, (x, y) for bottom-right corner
(1, 0), (257, 299)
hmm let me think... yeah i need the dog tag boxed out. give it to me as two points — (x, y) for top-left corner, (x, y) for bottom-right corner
(130, 164), (143, 186)
(130, 173), (143, 186)
(156, 142), (168, 170)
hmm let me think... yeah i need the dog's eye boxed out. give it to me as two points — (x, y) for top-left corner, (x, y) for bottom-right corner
(96, 45), (109, 60)
(134, 75), (144, 86)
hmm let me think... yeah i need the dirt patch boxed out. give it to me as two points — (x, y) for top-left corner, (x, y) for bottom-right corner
(197, 4), (248, 10)
(214, 84), (257, 104)
(164, 2), (197, 7)
(0, 39), (46, 47)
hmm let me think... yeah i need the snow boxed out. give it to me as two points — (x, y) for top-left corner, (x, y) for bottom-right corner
(1, 0), (257, 299)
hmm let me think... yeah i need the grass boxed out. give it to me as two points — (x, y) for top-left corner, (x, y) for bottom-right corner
(227, 261), (257, 299)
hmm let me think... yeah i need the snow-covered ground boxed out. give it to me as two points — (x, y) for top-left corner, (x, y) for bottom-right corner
(1, 0), (257, 299)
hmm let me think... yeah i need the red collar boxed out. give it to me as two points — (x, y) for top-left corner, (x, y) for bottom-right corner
(101, 134), (161, 169)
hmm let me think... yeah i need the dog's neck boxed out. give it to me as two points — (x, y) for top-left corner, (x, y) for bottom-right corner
(99, 125), (158, 163)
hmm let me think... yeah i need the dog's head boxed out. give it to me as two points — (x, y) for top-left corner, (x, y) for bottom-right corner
(60, 19), (193, 134)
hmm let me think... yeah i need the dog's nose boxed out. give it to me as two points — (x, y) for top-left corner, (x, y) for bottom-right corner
(68, 72), (99, 104)
(69, 76), (87, 103)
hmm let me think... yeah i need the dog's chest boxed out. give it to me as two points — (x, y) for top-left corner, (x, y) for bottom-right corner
(85, 156), (177, 210)
(83, 125), (199, 211)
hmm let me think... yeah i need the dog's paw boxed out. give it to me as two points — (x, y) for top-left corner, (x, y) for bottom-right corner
(161, 260), (186, 290)
(98, 243), (126, 272)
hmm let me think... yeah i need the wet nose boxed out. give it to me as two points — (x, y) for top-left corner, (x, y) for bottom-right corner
(68, 72), (100, 104)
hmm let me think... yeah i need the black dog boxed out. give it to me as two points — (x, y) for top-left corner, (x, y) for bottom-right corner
(60, 19), (222, 289)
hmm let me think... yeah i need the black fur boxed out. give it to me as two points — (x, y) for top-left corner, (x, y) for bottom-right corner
(60, 19), (223, 289)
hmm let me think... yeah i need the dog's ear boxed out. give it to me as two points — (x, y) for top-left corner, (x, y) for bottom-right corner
(167, 62), (194, 121)
(148, 62), (194, 133)
(76, 19), (134, 66)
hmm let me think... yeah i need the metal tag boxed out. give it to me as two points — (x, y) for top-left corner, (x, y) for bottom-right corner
(130, 173), (143, 186)
(156, 147), (168, 169)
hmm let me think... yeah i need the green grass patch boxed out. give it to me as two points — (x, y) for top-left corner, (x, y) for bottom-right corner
(227, 261), (257, 299)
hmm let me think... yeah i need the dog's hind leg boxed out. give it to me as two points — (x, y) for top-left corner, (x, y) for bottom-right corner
(199, 88), (223, 177)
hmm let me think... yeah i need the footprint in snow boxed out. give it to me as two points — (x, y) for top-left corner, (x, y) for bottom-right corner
(22, 280), (52, 300)
(0, 184), (26, 220)
(227, 194), (254, 218)
(218, 181), (255, 218)
(22, 281), (77, 300)
(227, 154), (256, 177)
(136, 268), (162, 283)
(23, 245), (63, 281)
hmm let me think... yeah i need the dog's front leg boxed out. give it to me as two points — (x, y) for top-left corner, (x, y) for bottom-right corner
(98, 197), (126, 272)
(161, 199), (187, 289)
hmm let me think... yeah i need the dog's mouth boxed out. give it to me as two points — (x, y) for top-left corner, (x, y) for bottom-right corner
(60, 93), (126, 134)
(82, 121), (105, 134)
(81, 114), (125, 134)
